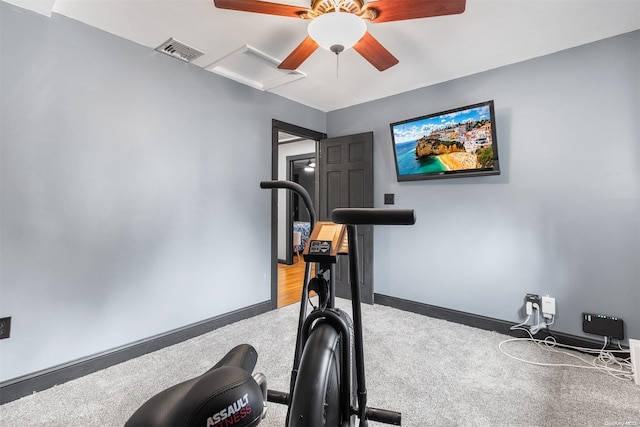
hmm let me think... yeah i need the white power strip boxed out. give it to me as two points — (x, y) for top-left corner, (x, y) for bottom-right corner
(630, 338), (640, 386)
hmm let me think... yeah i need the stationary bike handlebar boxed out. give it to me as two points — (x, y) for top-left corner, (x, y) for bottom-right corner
(260, 180), (316, 228)
(331, 208), (416, 226)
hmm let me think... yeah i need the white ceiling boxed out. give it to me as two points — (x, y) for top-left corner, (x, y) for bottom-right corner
(7, 0), (640, 112)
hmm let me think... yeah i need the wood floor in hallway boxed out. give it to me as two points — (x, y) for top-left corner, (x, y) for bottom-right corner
(277, 257), (313, 307)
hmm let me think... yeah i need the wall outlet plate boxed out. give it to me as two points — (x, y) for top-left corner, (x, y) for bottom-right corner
(630, 338), (640, 386)
(525, 293), (540, 305)
(0, 317), (11, 339)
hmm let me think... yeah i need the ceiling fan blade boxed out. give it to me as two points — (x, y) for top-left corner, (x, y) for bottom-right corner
(365, 0), (466, 23)
(213, 0), (308, 18)
(278, 36), (319, 70)
(353, 32), (398, 71)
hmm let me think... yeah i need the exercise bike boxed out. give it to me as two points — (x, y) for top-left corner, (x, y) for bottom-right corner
(125, 180), (415, 427)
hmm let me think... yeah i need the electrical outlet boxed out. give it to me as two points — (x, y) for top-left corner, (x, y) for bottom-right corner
(525, 293), (540, 304)
(525, 293), (540, 313)
(0, 317), (11, 339)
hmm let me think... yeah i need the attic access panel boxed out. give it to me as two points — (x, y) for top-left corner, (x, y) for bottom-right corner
(205, 45), (305, 91)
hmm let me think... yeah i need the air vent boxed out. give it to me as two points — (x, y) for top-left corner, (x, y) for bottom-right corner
(155, 38), (205, 63)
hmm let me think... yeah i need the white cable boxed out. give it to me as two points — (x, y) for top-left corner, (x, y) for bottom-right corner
(529, 310), (540, 335)
(499, 323), (634, 381)
(520, 303), (548, 336)
(530, 308), (543, 335)
(510, 314), (532, 331)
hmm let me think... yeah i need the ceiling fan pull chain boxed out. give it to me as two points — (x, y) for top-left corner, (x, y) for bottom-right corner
(329, 44), (344, 78)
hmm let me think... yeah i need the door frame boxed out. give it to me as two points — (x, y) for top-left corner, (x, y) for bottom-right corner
(285, 153), (316, 265)
(270, 120), (326, 308)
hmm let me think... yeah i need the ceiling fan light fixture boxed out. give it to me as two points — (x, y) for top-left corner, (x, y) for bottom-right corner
(307, 12), (366, 51)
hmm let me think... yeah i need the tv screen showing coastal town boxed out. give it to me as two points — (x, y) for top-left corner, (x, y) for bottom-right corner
(391, 101), (498, 180)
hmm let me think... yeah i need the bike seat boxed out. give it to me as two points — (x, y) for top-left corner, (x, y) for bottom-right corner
(125, 344), (265, 427)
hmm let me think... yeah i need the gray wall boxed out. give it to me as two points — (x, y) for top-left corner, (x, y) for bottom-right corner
(2, 1), (637, 384)
(0, 4), (325, 381)
(327, 30), (640, 343)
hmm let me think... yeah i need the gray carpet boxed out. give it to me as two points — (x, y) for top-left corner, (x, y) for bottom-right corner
(1, 299), (638, 426)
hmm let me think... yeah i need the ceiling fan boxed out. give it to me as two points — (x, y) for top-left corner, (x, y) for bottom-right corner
(213, 0), (466, 71)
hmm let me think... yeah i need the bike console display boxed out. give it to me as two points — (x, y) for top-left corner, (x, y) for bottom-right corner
(303, 221), (347, 263)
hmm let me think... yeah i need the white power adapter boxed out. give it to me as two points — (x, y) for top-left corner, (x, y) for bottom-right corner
(541, 295), (556, 319)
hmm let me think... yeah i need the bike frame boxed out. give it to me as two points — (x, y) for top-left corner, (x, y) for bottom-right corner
(261, 181), (412, 427)
(260, 181), (318, 407)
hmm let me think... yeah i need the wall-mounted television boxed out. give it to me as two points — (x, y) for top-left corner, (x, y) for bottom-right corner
(390, 100), (500, 181)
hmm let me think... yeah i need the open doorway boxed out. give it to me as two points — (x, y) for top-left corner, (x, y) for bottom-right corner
(285, 154), (316, 264)
(277, 154), (316, 307)
(270, 120), (325, 308)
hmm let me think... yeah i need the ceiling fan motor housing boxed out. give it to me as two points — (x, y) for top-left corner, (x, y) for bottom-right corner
(304, 0), (376, 20)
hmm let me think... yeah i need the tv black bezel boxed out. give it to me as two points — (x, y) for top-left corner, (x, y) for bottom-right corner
(389, 100), (500, 182)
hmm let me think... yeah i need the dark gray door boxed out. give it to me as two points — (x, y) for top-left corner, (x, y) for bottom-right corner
(318, 132), (374, 304)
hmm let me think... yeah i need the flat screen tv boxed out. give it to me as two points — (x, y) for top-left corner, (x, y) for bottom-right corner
(390, 100), (500, 181)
